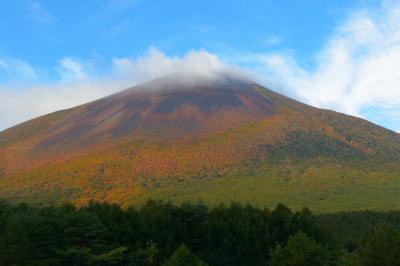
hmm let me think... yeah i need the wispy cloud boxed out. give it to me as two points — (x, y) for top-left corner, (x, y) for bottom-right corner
(27, 0), (54, 24)
(103, 20), (132, 38)
(234, 1), (400, 132)
(0, 57), (37, 81)
(2, 1), (400, 133)
(0, 49), (231, 131)
(264, 36), (281, 45)
(58, 57), (88, 81)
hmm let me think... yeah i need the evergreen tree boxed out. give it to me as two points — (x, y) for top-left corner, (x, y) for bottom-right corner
(358, 223), (400, 266)
(163, 243), (207, 266)
(131, 240), (160, 266)
(269, 231), (333, 266)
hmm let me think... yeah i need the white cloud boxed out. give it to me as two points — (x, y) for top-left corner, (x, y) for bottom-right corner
(0, 82), (117, 130)
(242, 2), (400, 132)
(59, 57), (88, 81)
(112, 47), (227, 83)
(0, 57), (37, 80)
(2, 1), (400, 132)
(0, 49), (231, 131)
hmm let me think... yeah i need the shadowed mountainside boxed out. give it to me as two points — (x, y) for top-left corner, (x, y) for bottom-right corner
(1, 72), (400, 212)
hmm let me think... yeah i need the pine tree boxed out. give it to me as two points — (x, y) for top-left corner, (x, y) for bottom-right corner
(163, 243), (207, 266)
(269, 232), (333, 266)
(358, 223), (400, 266)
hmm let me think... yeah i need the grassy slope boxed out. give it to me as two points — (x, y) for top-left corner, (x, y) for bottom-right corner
(1, 87), (400, 213)
(2, 160), (400, 213)
(126, 158), (400, 213)
(0, 111), (400, 212)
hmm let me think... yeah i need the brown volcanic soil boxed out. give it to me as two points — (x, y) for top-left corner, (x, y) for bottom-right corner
(35, 74), (277, 150)
(0, 72), (400, 207)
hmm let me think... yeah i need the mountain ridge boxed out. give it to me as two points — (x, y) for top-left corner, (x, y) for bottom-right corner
(1, 72), (400, 211)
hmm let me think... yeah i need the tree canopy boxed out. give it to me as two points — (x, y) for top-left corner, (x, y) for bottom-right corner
(1, 200), (400, 265)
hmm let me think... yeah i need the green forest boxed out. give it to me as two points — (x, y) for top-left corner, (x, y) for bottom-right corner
(1, 200), (400, 266)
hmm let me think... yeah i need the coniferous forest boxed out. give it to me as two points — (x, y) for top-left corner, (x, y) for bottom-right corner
(1, 200), (400, 265)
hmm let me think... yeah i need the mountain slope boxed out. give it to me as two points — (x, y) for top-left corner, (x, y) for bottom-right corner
(1, 72), (399, 212)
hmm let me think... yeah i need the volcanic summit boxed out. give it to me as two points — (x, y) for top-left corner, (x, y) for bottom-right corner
(0, 72), (399, 210)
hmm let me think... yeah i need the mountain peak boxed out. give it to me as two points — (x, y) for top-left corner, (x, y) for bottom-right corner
(1, 71), (400, 208)
(0, 73), (278, 152)
(120, 71), (257, 95)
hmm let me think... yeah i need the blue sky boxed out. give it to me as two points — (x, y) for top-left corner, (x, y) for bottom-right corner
(0, 0), (399, 132)
(0, 0), (360, 66)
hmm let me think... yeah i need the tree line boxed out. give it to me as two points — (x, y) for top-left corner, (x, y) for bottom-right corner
(1, 200), (400, 265)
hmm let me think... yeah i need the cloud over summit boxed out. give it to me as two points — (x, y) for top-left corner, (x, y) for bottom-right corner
(0, 49), (231, 131)
(1, 1), (400, 132)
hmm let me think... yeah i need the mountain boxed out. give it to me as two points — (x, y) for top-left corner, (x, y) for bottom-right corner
(1, 72), (400, 212)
